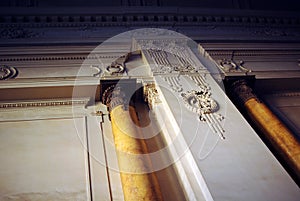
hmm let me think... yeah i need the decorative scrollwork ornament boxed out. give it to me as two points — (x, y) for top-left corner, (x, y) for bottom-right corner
(0, 65), (18, 80)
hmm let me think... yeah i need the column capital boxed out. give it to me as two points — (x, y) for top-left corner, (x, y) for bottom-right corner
(230, 79), (258, 104)
(102, 85), (127, 111)
(226, 78), (258, 105)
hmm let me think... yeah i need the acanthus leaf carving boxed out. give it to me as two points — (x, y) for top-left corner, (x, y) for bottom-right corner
(143, 83), (161, 110)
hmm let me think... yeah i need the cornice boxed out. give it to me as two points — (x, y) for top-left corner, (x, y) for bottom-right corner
(0, 7), (299, 29)
(198, 43), (300, 62)
(205, 50), (300, 61)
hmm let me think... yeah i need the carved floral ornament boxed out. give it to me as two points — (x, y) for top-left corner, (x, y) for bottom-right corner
(181, 89), (219, 115)
(181, 89), (225, 139)
(0, 65), (18, 80)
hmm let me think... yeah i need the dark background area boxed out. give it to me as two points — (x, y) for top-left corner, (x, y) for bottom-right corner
(0, 0), (300, 11)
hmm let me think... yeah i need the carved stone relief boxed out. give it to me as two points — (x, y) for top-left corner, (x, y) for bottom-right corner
(141, 40), (226, 138)
(218, 59), (251, 75)
(154, 69), (225, 139)
(147, 49), (171, 67)
(90, 65), (102, 77)
(143, 46), (198, 74)
(185, 74), (225, 139)
(162, 75), (183, 92)
(181, 85), (225, 139)
(188, 74), (209, 89)
(0, 65), (18, 80)
(106, 64), (125, 75)
(104, 53), (130, 76)
(143, 83), (161, 110)
(135, 35), (211, 76)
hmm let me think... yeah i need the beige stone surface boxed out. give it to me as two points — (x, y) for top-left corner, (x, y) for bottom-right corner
(0, 118), (91, 201)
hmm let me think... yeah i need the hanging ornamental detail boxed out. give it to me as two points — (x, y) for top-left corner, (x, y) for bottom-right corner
(163, 75), (183, 92)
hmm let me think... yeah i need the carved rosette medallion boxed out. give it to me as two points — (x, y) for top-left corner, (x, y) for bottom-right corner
(0, 65), (18, 80)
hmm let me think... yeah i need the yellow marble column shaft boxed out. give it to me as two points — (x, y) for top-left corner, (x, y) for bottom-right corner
(105, 86), (163, 201)
(231, 79), (300, 180)
(244, 98), (300, 179)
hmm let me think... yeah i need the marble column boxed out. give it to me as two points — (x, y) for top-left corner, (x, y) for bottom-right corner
(229, 79), (300, 181)
(103, 85), (163, 201)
